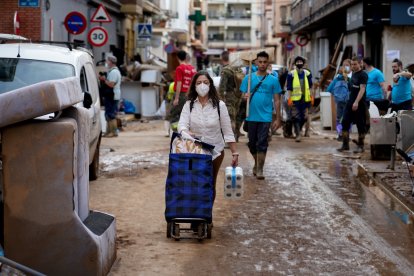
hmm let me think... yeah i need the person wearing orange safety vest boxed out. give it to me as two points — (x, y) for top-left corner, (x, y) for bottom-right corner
(286, 56), (315, 142)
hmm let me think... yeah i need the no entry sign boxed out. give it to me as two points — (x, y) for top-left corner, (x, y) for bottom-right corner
(88, 26), (108, 47)
(64, 12), (87, 35)
(285, 41), (295, 51)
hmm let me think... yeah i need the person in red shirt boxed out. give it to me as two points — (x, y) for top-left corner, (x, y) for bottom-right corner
(168, 50), (196, 124)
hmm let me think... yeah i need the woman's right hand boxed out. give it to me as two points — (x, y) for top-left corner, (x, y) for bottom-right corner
(181, 130), (195, 140)
(173, 98), (179, 106)
(231, 155), (239, 167)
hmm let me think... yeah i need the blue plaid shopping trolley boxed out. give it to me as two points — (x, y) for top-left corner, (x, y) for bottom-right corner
(165, 132), (214, 241)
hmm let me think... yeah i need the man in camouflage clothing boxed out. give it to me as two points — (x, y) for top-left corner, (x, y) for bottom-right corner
(219, 51), (243, 141)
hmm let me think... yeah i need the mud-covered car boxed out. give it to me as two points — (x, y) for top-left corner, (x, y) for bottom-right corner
(0, 41), (102, 180)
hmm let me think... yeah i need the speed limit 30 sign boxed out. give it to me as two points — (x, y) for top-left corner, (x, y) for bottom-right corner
(88, 26), (108, 47)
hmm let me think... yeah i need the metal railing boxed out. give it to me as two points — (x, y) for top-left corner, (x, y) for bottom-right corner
(208, 13), (251, 19)
(0, 256), (46, 276)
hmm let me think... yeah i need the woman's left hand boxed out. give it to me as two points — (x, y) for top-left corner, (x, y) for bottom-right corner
(231, 155), (239, 167)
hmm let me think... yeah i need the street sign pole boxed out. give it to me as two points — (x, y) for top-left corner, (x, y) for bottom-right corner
(137, 23), (152, 61)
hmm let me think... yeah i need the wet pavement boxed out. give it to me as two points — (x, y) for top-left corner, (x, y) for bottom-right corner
(216, 146), (413, 274)
(94, 120), (414, 275)
(301, 152), (414, 269)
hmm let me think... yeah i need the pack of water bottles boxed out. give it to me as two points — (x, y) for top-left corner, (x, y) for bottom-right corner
(224, 166), (244, 199)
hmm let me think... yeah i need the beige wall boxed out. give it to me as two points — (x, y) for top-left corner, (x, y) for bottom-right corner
(265, 0), (292, 65)
(382, 26), (414, 85)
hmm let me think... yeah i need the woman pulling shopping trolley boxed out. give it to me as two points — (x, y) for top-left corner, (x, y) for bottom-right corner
(165, 71), (239, 241)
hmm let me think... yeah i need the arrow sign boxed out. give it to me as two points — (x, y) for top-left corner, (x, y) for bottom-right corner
(91, 4), (112, 23)
(137, 24), (152, 39)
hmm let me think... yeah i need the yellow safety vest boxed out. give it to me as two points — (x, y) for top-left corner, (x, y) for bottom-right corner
(291, 69), (311, 102)
(167, 82), (175, 101)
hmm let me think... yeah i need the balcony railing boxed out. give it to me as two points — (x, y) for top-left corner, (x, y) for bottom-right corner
(208, 13), (251, 19)
(291, 0), (355, 32)
(208, 37), (251, 42)
(208, 34), (225, 41)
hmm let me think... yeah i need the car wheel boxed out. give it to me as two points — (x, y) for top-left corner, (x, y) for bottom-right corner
(89, 143), (100, 181)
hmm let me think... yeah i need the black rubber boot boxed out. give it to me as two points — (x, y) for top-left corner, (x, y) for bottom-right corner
(353, 134), (365, 153)
(337, 131), (350, 152)
(294, 122), (301, 142)
(283, 120), (293, 138)
(256, 152), (266, 180)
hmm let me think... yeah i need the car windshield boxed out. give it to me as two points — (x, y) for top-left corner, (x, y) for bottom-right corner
(0, 58), (75, 94)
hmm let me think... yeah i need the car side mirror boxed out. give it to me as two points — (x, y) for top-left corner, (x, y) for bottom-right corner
(83, 92), (93, 109)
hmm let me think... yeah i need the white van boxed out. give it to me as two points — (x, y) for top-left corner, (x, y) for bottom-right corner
(0, 41), (102, 180)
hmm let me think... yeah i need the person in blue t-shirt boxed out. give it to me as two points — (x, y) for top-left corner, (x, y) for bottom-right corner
(390, 58), (413, 112)
(240, 51), (282, 180)
(362, 57), (389, 112)
(245, 63), (258, 74)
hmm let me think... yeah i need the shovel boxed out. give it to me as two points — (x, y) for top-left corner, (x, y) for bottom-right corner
(244, 52), (255, 118)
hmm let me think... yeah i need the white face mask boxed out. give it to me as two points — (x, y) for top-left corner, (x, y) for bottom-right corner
(196, 83), (209, 97)
(345, 66), (350, 72)
(105, 63), (109, 68)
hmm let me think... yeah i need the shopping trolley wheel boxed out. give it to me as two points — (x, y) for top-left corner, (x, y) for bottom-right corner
(197, 224), (204, 241)
(207, 223), (212, 239)
(174, 223), (180, 241)
(166, 222), (172, 238)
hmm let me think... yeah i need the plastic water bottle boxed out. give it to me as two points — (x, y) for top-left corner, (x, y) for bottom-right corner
(224, 167), (244, 199)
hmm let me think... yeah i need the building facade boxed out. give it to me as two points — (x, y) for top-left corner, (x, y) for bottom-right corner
(202, 0), (263, 52)
(291, 0), (414, 86)
(264, 0), (292, 65)
(0, 0), (188, 70)
(1, 0), (127, 63)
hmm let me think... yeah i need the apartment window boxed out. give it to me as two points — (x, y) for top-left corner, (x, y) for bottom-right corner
(193, 0), (201, 8)
(280, 5), (292, 25)
(208, 10), (219, 19)
(280, 6), (287, 21)
(234, 32), (245, 41)
(209, 33), (224, 41)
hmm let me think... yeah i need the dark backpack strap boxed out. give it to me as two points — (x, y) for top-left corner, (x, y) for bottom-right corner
(249, 74), (268, 103)
(217, 102), (224, 140)
(190, 100), (194, 113)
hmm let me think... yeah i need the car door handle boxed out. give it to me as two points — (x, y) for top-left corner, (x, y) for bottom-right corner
(92, 106), (97, 124)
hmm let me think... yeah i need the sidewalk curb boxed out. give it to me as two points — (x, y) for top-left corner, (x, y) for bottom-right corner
(355, 160), (414, 216)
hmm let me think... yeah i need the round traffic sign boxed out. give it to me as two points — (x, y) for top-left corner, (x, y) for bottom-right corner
(64, 11), (87, 35)
(285, 41), (295, 51)
(296, 35), (310, 47)
(88, 26), (108, 47)
(164, 42), (175, 54)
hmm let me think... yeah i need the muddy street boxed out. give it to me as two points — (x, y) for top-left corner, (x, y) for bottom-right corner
(90, 121), (414, 275)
